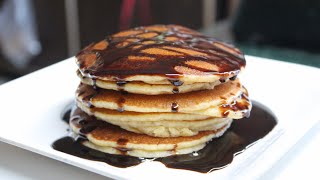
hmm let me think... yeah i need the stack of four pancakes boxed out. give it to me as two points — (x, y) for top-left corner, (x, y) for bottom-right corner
(71, 25), (251, 158)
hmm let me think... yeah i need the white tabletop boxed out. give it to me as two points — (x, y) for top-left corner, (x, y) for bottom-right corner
(261, 121), (320, 179)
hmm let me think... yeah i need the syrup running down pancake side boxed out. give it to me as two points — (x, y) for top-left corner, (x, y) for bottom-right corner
(53, 101), (277, 173)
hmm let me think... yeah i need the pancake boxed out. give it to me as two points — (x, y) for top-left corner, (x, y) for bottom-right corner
(77, 101), (232, 137)
(68, 24), (251, 158)
(76, 79), (251, 118)
(78, 70), (223, 95)
(70, 107), (231, 157)
(76, 101), (211, 121)
(75, 25), (245, 85)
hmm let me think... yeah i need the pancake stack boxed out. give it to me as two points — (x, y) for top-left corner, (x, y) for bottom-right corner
(72, 25), (251, 158)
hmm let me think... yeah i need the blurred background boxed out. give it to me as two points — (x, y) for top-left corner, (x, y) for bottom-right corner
(0, 0), (319, 85)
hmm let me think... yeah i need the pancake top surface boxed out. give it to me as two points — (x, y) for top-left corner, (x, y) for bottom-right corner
(76, 25), (246, 81)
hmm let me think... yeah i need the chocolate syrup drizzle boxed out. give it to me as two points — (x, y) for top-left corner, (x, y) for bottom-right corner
(171, 102), (179, 112)
(219, 91), (251, 118)
(81, 92), (97, 108)
(92, 78), (97, 89)
(116, 80), (127, 92)
(53, 101), (277, 173)
(113, 76), (128, 92)
(76, 25), (245, 80)
(77, 83), (128, 111)
(168, 79), (184, 94)
(117, 97), (126, 112)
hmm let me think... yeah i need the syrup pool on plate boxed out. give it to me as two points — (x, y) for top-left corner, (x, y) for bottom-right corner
(53, 100), (277, 173)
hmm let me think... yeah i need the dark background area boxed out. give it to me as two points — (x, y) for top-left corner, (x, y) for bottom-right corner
(0, 0), (319, 84)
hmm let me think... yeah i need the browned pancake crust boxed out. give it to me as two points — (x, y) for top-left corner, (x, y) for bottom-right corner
(70, 107), (223, 145)
(91, 124), (220, 145)
(76, 79), (241, 110)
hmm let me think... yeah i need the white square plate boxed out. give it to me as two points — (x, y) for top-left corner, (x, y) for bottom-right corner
(0, 56), (319, 179)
